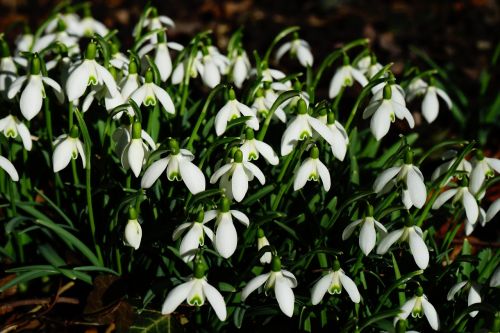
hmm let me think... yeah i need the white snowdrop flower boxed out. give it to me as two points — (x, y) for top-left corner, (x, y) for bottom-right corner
(406, 78), (429, 101)
(395, 287), (439, 331)
(119, 60), (142, 100)
(66, 42), (119, 102)
(371, 80), (406, 101)
(0, 40), (17, 98)
(242, 256), (297, 317)
(329, 59), (368, 98)
(240, 128), (279, 165)
(311, 260), (360, 305)
(293, 146), (331, 192)
(490, 266), (500, 287)
(0, 115), (32, 150)
(469, 151), (500, 195)
(52, 125), (86, 173)
(15, 32), (34, 53)
(135, 8), (175, 43)
(130, 68), (175, 114)
(373, 151), (427, 209)
(342, 208), (387, 256)
(161, 262), (227, 321)
(363, 83), (415, 141)
(319, 112), (349, 161)
(0, 154), (19, 181)
(32, 20), (78, 54)
(172, 211), (214, 262)
(251, 87), (287, 123)
(407, 78), (452, 123)
(8, 55), (64, 121)
(230, 50), (251, 88)
(45, 13), (81, 34)
(109, 44), (129, 71)
(485, 199), (500, 225)
(112, 123), (155, 159)
(281, 99), (337, 156)
(203, 198), (250, 258)
(171, 55), (201, 85)
(432, 180), (479, 225)
(68, 9), (108, 37)
(257, 228), (272, 264)
(195, 46), (230, 88)
(210, 150), (265, 202)
(464, 207), (485, 236)
(431, 150), (472, 183)
(357, 56), (384, 79)
(376, 220), (429, 270)
(123, 207), (142, 250)
(260, 66), (287, 84)
(447, 280), (481, 317)
(81, 66), (124, 114)
(275, 35), (314, 67)
(138, 32), (183, 82)
(121, 122), (156, 177)
(215, 89), (259, 136)
(141, 139), (206, 194)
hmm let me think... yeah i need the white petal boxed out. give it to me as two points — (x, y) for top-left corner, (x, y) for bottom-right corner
(359, 219), (376, 256)
(130, 85), (147, 107)
(376, 229), (404, 255)
(17, 121), (32, 151)
(275, 277), (295, 317)
(316, 160), (331, 191)
(152, 85), (175, 114)
(179, 159), (206, 194)
(436, 88), (452, 109)
(203, 210), (218, 223)
(308, 116), (337, 147)
(393, 102), (415, 128)
(232, 164), (248, 202)
(486, 199), (500, 222)
(230, 210), (249, 227)
(486, 157), (500, 173)
(467, 285), (481, 317)
(241, 273), (270, 301)
(311, 273), (333, 305)
(172, 222), (192, 241)
(328, 68), (346, 98)
(275, 42), (292, 62)
(342, 219), (363, 240)
(124, 219), (142, 250)
(0, 156), (19, 181)
(297, 44), (313, 67)
(293, 159), (315, 191)
(52, 138), (74, 172)
(214, 103), (233, 136)
(462, 190), (478, 224)
(180, 225), (203, 261)
(398, 297), (417, 321)
(203, 282), (227, 321)
(469, 164), (485, 194)
(422, 88), (439, 123)
(339, 272), (361, 303)
(447, 281), (467, 300)
(128, 140), (145, 177)
(96, 63), (119, 97)
(243, 162), (265, 185)
(280, 117), (304, 156)
(202, 60), (220, 88)
(373, 167), (401, 193)
(7, 76), (27, 99)
(66, 62), (89, 101)
(215, 214), (237, 258)
(421, 298), (440, 330)
(210, 163), (233, 184)
(20, 77), (43, 121)
(254, 140), (279, 165)
(161, 280), (195, 314)
(407, 167), (427, 208)
(432, 189), (458, 209)
(371, 103), (392, 141)
(42, 76), (64, 103)
(156, 45), (173, 81)
(409, 228), (429, 270)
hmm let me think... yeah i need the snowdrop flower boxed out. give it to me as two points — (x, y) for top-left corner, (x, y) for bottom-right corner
(281, 99), (337, 156)
(138, 32), (183, 82)
(8, 54), (64, 121)
(135, 8), (175, 43)
(239, 128), (279, 165)
(196, 46), (230, 88)
(431, 150), (472, 183)
(432, 179), (479, 225)
(172, 211), (214, 262)
(342, 206), (387, 256)
(357, 55), (383, 79)
(69, 8), (108, 37)
(52, 125), (86, 172)
(0, 39), (17, 98)
(329, 57), (368, 98)
(251, 87), (287, 123)
(130, 68), (175, 114)
(32, 20), (78, 55)
(109, 43), (129, 71)
(241, 256), (297, 317)
(293, 146), (331, 191)
(112, 123), (155, 159)
(15, 30), (34, 53)
(260, 65), (287, 84)
(469, 151), (500, 194)
(81, 66), (124, 114)
(0, 115), (32, 150)
(121, 122), (156, 177)
(215, 89), (259, 136)
(321, 112), (349, 161)
(275, 34), (313, 67)
(203, 198), (250, 258)
(447, 280), (481, 317)
(210, 150), (265, 202)
(311, 260), (360, 305)
(123, 207), (142, 250)
(230, 50), (251, 88)
(376, 219), (429, 270)
(119, 60), (141, 100)
(373, 150), (427, 209)
(162, 261), (227, 321)
(407, 78), (452, 123)
(44, 13), (80, 34)
(363, 84), (415, 141)
(66, 42), (119, 102)
(395, 287), (439, 331)
(257, 228), (272, 264)
(0, 155), (19, 181)
(141, 139), (206, 194)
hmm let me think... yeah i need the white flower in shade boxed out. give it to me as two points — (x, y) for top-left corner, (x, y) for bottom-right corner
(0, 56), (17, 98)
(130, 68), (175, 114)
(464, 207), (486, 236)
(406, 78), (452, 123)
(342, 211), (387, 256)
(0, 115), (32, 150)
(357, 55), (384, 79)
(395, 288), (439, 331)
(469, 151), (500, 194)
(81, 66), (124, 114)
(32, 20), (78, 54)
(329, 63), (368, 98)
(363, 84), (414, 141)
(251, 87), (287, 123)
(109, 45), (129, 71)
(66, 43), (119, 102)
(0, 155), (19, 181)
(490, 266), (500, 288)
(431, 150), (472, 183)
(119, 60), (142, 100)
(171, 56), (200, 85)
(376, 222), (429, 270)
(230, 50), (251, 88)
(195, 46), (230, 88)
(447, 280), (481, 317)
(112, 123), (155, 159)
(8, 55), (64, 121)
(239, 128), (279, 165)
(135, 9), (175, 43)
(203, 198), (250, 258)
(210, 150), (265, 202)
(123, 207), (142, 250)
(275, 37), (314, 67)
(141, 139), (205, 194)
(69, 14), (108, 37)
(293, 146), (331, 192)
(172, 211), (214, 262)
(311, 260), (360, 305)
(260, 66), (287, 84)
(373, 151), (427, 209)
(44, 13), (81, 34)
(432, 181), (479, 225)
(281, 99), (337, 156)
(320, 112), (349, 161)
(52, 126), (86, 173)
(120, 122), (156, 177)
(138, 33), (183, 82)
(256, 228), (272, 264)
(242, 256), (297, 317)
(15, 33), (34, 53)
(215, 89), (259, 136)
(161, 262), (227, 321)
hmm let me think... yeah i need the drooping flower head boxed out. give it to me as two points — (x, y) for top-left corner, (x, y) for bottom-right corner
(124, 207), (142, 250)
(311, 259), (361, 305)
(395, 287), (439, 331)
(293, 145), (331, 192)
(172, 210), (214, 262)
(52, 125), (86, 173)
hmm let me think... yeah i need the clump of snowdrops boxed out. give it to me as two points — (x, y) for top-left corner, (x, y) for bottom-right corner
(0, 3), (499, 333)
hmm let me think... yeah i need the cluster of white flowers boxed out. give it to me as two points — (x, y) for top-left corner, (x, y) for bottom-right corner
(1, 5), (498, 331)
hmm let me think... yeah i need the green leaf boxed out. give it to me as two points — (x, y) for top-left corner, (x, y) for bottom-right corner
(129, 309), (183, 333)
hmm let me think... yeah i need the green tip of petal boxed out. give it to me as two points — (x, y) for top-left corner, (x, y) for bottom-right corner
(193, 259), (207, 278)
(404, 149), (413, 164)
(85, 42), (97, 60)
(327, 111), (336, 125)
(228, 88), (236, 101)
(30, 54), (41, 75)
(196, 210), (205, 223)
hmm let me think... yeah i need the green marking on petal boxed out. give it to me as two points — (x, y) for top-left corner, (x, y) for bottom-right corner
(145, 96), (157, 106)
(168, 172), (181, 181)
(299, 130), (311, 140)
(328, 284), (342, 295)
(88, 76), (98, 86)
(6, 128), (17, 138)
(188, 295), (204, 306)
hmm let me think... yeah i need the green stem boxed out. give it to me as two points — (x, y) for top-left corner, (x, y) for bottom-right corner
(44, 97), (53, 145)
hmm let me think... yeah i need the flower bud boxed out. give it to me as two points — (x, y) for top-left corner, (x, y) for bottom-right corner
(404, 149), (413, 164)
(124, 216), (142, 250)
(228, 88), (236, 101)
